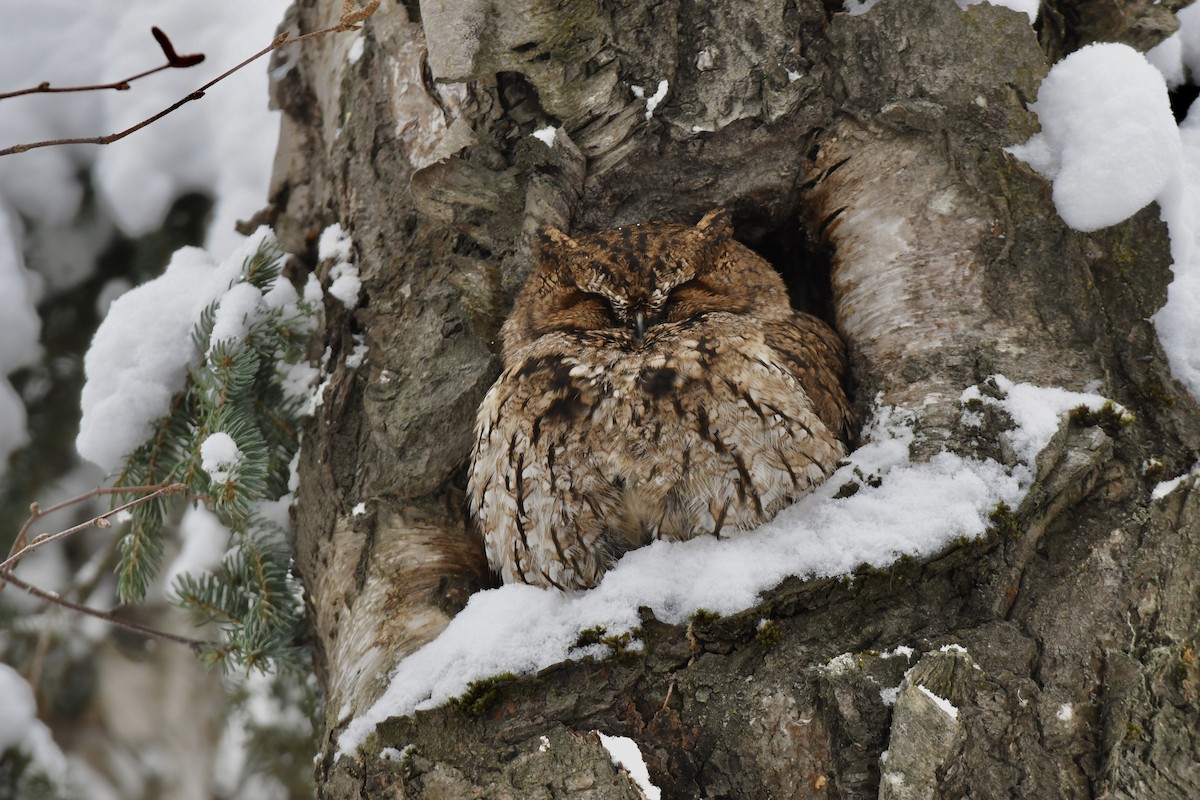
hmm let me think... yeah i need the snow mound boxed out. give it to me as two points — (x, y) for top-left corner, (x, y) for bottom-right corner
(336, 376), (1114, 756)
(76, 228), (276, 471)
(1009, 43), (1179, 232)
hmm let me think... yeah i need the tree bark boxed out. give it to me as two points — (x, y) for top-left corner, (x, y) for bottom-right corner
(267, 0), (1200, 797)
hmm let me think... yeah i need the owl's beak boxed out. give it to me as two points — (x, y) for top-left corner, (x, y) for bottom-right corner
(634, 311), (647, 339)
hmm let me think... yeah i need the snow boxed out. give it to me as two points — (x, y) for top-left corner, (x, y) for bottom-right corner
(0, 664), (67, 781)
(882, 645), (915, 659)
(379, 745), (412, 762)
(1009, 44), (1179, 232)
(845, 0), (1037, 22)
(345, 337), (369, 369)
(0, 664), (37, 751)
(329, 263), (362, 308)
(0, 212), (43, 466)
(597, 733), (661, 800)
(531, 126), (558, 146)
(76, 227), (277, 471)
(1152, 468), (1197, 500)
(631, 80), (669, 121)
(1056, 703), (1074, 722)
(200, 432), (244, 483)
(319, 223), (361, 308)
(318, 224), (354, 262)
(347, 35), (365, 65)
(1146, 3), (1200, 90)
(336, 376), (1116, 756)
(208, 281), (264, 351)
(917, 685), (959, 720)
(164, 505), (230, 595)
(0, 4), (287, 476)
(1010, 41), (1200, 400)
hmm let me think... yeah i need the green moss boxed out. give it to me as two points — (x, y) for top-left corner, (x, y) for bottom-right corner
(1125, 722), (1144, 742)
(690, 609), (721, 623)
(1141, 376), (1177, 409)
(1069, 401), (1135, 435)
(575, 625), (642, 658)
(449, 672), (518, 716)
(987, 502), (1020, 540)
(575, 626), (608, 648)
(834, 481), (860, 499)
(756, 620), (782, 649)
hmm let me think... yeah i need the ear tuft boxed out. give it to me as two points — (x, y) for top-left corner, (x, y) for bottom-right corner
(695, 208), (733, 240)
(538, 226), (578, 253)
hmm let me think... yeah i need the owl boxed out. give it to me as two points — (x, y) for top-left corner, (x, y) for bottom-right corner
(468, 209), (851, 590)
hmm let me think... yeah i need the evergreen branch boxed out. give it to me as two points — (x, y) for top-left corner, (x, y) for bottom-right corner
(0, 1), (381, 157)
(116, 519), (168, 603)
(0, 27), (204, 101)
(0, 483), (185, 577)
(0, 570), (213, 650)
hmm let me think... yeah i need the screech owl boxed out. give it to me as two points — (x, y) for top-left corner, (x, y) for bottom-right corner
(468, 208), (852, 590)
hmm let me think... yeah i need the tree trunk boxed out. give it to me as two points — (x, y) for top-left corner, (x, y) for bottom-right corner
(267, 0), (1200, 797)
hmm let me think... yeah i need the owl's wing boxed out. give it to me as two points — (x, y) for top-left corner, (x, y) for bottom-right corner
(764, 312), (853, 440)
(467, 351), (618, 590)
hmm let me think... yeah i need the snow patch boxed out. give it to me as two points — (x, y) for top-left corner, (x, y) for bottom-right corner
(631, 80), (669, 121)
(531, 126), (558, 147)
(318, 224), (354, 263)
(76, 228), (277, 470)
(329, 263), (362, 308)
(0, 665), (67, 783)
(846, 0), (1037, 21)
(918, 685), (959, 720)
(597, 733), (661, 800)
(200, 432), (243, 484)
(1152, 468), (1197, 500)
(1008, 44), (1179, 232)
(1011, 41), (1200, 401)
(208, 281), (264, 351)
(335, 377), (1117, 756)
(164, 505), (230, 595)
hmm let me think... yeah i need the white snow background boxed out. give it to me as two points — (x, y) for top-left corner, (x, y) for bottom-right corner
(0, 1), (291, 789)
(0, 0), (290, 473)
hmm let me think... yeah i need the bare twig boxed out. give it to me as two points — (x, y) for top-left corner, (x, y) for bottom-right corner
(0, 27), (204, 101)
(0, 570), (211, 650)
(1, 482), (187, 576)
(0, 2), (381, 157)
(8, 482), (176, 559)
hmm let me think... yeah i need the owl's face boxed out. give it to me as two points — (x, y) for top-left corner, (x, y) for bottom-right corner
(503, 208), (783, 357)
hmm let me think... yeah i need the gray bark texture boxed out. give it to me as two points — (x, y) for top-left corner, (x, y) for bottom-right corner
(265, 0), (1200, 797)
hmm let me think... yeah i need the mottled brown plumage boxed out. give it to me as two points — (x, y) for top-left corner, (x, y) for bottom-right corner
(468, 209), (851, 590)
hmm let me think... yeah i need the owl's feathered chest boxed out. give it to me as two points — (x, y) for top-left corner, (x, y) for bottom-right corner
(469, 312), (846, 589)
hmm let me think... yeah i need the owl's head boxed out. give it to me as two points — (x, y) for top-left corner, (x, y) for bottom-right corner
(502, 208), (790, 358)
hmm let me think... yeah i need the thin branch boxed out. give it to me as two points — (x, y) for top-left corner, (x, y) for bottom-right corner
(0, 483), (186, 576)
(0, 2), (380, 157)
(0, 27), (204, 101)
(9, 482), (175, 558)
(0, 570), (212, 651)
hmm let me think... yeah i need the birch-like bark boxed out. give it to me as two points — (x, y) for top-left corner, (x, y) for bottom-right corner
(266, 0), (1200, 796)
